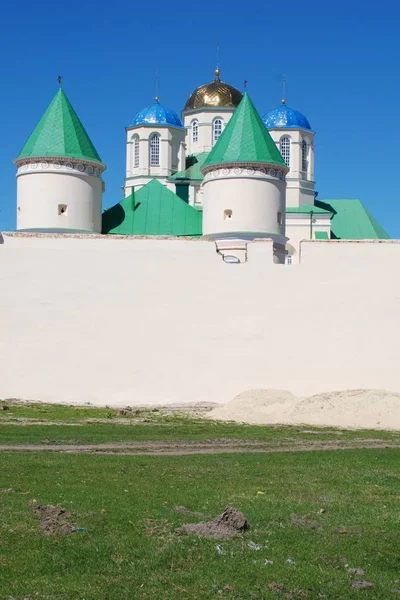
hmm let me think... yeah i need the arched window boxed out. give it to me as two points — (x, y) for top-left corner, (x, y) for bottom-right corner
(301, 140), (308, 173)
(133, 135), (139, 168)
(192, 120), (199, 143)
(280, 136), (290, 167)
(150, 134), (160, 166)
(213, 118), (223, 144)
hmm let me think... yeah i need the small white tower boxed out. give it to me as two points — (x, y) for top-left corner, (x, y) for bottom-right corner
(202, 94), (289, 263)
(14, 86), (106, 232)
(125, 98), (186, 195)
(263, 98), (315, 208)
(182, 68), (243, 155)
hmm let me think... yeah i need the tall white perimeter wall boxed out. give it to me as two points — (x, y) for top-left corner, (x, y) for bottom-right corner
(1, 233), (399, 405)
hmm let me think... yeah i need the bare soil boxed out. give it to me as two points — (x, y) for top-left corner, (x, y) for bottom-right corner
(33, 504), (77, 535)
(177, 507), (250, 539)
(0, 438), (398, 456)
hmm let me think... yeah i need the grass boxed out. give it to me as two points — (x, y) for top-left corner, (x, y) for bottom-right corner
(1, 401), (399, 599)
(1, 400), (400, 445)
(1, 450), (400, 599)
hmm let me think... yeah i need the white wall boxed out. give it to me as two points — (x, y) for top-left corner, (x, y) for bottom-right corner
(125, 125), (186, 193)
(269, 129), (315, 207)
(202, 173), (286, 237)
(1, 234), (400, 405)
(17, 170), (103, 233)
(286, 214), (331, 263)
(183, 108), (235, 154)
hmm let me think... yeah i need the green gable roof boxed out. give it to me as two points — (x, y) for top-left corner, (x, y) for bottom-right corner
(168, 152), (209, 182)
(17, 89), (104, 166)
(202, 93), (286, 170)
(102, 179), (202, 236)
(315, 199), (390, 240)
(286, 204), (332, 215)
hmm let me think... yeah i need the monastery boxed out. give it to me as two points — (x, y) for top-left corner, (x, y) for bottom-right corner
(14, 69), (389, 264)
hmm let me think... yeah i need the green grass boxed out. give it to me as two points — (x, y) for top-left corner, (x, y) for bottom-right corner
(1, 402), (399, 598)
(1, 449), (399, 599)
(1, 400), (400, 445)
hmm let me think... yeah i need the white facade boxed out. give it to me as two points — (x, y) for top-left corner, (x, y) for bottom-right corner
(15, 159), (105, 233)
(125, 124), (186, 195)
(268, 128), (315, 208)
(202, 164), (288, 263)
(285, 212), (331, 263)
(183, 107), (235, 154)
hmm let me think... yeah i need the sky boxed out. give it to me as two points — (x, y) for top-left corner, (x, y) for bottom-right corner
(0, 0), (399, 236)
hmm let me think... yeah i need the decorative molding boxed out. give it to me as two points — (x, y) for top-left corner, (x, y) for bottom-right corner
(16, 158), (104, 178)
(203, 165), (286, 183)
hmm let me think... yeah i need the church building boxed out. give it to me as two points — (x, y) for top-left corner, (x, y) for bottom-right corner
(14, 68), (389, 264)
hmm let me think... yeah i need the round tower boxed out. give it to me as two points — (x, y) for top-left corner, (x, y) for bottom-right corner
(202, 93), (289, 263)
(263, 98), (314, 208)
(14, 87), (106, 233)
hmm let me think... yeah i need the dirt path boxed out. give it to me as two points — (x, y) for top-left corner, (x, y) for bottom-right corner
(0, 438), (399, 456)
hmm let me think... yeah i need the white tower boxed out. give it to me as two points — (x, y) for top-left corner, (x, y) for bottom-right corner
(263, 99), (315, 208)
(202, 94), (289, 264)
(125, 98), (186, 195)
(182, 68), (243, 155)
(15, 87), (105, 233)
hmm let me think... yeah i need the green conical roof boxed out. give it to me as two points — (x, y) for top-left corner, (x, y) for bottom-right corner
(17, 89), (104, 166)
(203, 93), (286, 170)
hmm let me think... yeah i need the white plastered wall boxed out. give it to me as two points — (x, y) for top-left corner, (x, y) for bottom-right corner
(286, 214), (331, 263)
(2, 234), (399, 405)
(183, 108), (235, 154)
(16, 170), (103, 233)
(202, 174), (286, 238)
(125, 125), (186, 194)
(269, 129), (315, 207)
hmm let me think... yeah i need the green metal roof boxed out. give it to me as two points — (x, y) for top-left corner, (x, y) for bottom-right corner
(17, 88), (104, 165)
(102, 179), (202, 236)
(286, 204), (332, 214)
(168, 152), (209, 182)
(315, 231), (329, 239)
(315, 199), (390, 240)
(202, 93), (286, 170)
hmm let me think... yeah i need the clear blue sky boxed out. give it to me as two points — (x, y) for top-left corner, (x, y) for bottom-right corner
(1, 0), (399, 236)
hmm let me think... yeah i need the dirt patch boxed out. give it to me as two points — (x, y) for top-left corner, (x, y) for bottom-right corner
(0, 438), (398, 456)
(33, 504), (77, 535)
(178, 506), (249, 539)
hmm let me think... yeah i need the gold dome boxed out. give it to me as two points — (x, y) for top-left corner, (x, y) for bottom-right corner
(184, 68), (243, 110)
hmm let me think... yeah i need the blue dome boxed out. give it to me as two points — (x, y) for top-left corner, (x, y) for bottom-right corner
(131, 100), (183, 128)
(263, 103), (311, 131)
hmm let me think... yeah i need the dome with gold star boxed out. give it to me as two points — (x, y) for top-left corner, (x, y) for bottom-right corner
(184, 68), (243, 110)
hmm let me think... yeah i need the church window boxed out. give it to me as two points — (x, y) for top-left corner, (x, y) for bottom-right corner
(213, 118), (223, 144)
(301, 140), (308, 173)
(286, 254), (293, 265)
(150, 134), (160, 166)
(192, 120), (199, 143)
(133, 136), (139, 168)
(58, 204), (68, 215)
(280, 136), (290, 167)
